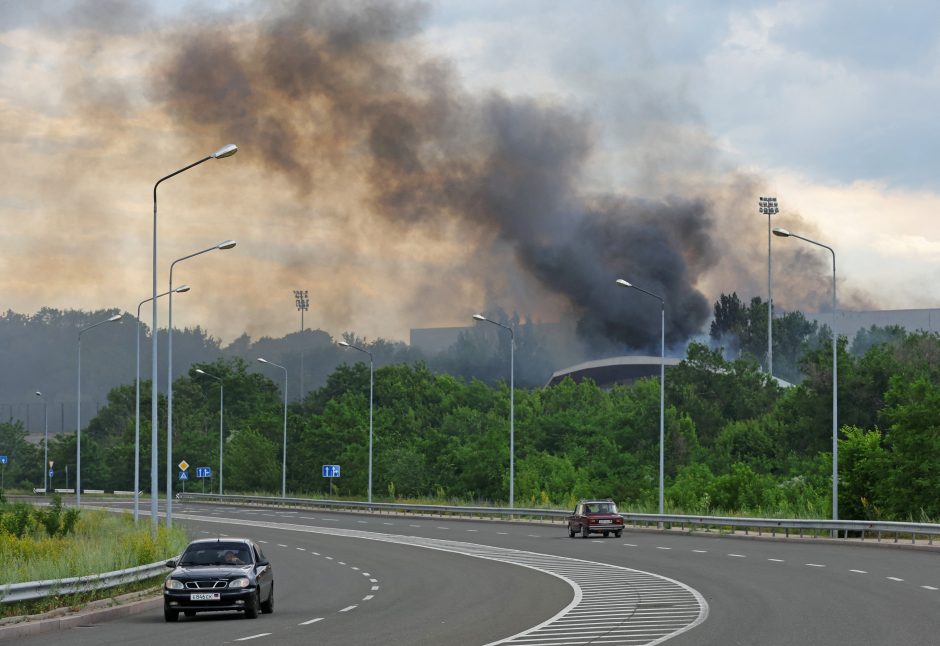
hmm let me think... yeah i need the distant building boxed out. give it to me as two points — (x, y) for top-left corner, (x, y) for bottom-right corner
(546, 356), (681, 389)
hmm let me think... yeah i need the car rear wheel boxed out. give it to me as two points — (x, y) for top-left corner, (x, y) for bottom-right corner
(261, 584), (274, 614)
(603, 531), (609, 537)
(164, 604), (179, 622)
(615, 531), (622, 538)
(244, 590), (260, 619)
(581, 525), (590, 538)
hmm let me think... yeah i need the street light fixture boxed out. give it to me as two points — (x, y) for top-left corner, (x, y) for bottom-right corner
(616, 278), (666, 515)
(152, 143), (238, 535)
(257, 358), (288, 498)
(77, 313), (123, 508)
(338, 341), (374, 504)
(759, 197), (779, 376)
(773, 226), (839, 521)
(35, 391), (48, 493)
(135, 285), (189, 523)
(471, 314), (515, 509)
(295, 290), (309, 402)
(166, 240), (235, 527)
(194, 369), (224, 495)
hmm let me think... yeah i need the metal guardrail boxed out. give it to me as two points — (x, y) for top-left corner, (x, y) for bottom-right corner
(177, 492), (940, 545)
(0, 559), (170, 605)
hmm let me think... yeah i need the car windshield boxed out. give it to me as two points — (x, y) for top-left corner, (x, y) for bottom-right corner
(179, 543), (252, 566)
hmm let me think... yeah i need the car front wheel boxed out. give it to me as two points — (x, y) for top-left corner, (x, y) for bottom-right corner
(164, 604), (179, 622)
(568, 526), (576, 538)
(245, 590), (260, 619)
(261, 584), (274, 614)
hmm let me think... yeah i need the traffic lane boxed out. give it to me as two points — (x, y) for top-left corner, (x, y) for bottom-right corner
(14, 513), (572, 646)
(177, 506), (940, 642)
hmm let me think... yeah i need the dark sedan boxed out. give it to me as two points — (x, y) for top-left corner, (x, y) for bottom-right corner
(163, 538), (274, 621)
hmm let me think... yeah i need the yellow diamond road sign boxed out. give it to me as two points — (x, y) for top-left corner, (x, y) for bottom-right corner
(178, 460), (189, 472)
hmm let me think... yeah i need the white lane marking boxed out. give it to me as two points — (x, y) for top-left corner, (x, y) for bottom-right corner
(300, 516), (317, 520)
(173, 512), (708, 646)
(200, 530), (210, 534)
(887, 576), (904, 582)
(296, 547), (306, 551)
(312, 552), (320, 556)
(383, 522), (393, 525)
(369, 578), (377, 583)
(527, 535), (540, 538)
(850, 569), (868, 574)
(623, 543), (637, 547)
(922, 585), (938, 590)
(692, 550), (707, 553)
(257, 540), (268, 544)
(371, 585), (379, 591)
(276, 544), (287, 548)
(325, 557), (333, 560)
(409, 524), (420, 528)
(235, 634), (272, 641)
(768, 558), (785, 562)
(806, 563), (826, 567)
(467, 529), (478, 532)
(339, 605), (357, 612)
(728, 554), (746, 558)
(351, 566), (360, 571)
(657, 546), (672, 550)
(362, 595), (374, 601)
(436, 527), (449, 530)
(497, 532), (508, 535)
(362, 572), (370, 576)
(338, 561), (346, 565)
(299, 618), (323, 626)
(357, 520), (368, 524)
(321, 518), (338, 522)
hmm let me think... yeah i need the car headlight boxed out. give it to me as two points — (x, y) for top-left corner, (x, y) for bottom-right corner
(228, 578), (250, 588)
(165, 579), (184, 590)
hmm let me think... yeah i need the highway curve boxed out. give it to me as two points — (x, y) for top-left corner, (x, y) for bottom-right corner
(14, 499), (940, 645)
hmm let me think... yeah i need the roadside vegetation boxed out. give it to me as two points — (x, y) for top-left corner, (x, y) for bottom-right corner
(2, 294), (939, 523)
(0, 495), (188, 585)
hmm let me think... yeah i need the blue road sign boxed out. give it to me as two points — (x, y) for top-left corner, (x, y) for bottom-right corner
(49, 469), (54, 477)
(196, 467), (212, 478)
(179, 471), (189, 481)
(322, 465), (340, 478)
(0, 455), (7, 465)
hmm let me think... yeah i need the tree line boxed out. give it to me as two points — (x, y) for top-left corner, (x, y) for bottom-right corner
(2, 293), (939, 520)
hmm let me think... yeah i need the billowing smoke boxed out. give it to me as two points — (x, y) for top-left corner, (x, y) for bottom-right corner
(153, 0), (731, 352)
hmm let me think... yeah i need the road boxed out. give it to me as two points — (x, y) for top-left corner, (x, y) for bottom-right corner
(14, 499), (940, 645)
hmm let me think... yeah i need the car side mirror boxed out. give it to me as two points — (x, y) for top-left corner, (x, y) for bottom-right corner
(256, 559), (269, 567)
(165, 559), (177, 568)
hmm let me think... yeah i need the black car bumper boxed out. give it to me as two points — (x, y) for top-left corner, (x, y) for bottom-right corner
(164, 587), (256, 612)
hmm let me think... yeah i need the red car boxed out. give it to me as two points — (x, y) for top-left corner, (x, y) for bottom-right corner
(567, 499), (624, 538)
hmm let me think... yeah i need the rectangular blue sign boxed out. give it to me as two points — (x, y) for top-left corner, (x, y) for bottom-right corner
(196, 467), (212, 478)
(0, 455), (7, 464)
(322, 465), (340, 478)
(49, 469), (54, 477)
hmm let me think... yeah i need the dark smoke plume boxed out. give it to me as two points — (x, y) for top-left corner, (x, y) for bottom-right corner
(151, 0), (801, 352)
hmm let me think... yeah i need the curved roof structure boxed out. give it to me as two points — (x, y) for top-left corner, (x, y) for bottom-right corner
(546, 355), (682, 388)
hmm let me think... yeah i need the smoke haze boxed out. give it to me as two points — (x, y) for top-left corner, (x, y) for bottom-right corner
(0, 0), (860, 356)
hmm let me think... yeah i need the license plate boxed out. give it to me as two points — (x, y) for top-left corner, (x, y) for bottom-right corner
(598, 519), (611, 524)
(190, 593), (220, 601)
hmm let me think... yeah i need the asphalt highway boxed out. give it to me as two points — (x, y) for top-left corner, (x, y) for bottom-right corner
(14, 499), (940, 645)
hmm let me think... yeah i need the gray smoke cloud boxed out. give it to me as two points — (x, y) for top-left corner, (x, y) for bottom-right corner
(151, 0), (743, 352)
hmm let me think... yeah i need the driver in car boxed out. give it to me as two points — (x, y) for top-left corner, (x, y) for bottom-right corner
(223, 550), (243, 564)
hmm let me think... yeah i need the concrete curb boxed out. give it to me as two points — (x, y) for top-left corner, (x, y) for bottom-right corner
(0, 590), (161, 641)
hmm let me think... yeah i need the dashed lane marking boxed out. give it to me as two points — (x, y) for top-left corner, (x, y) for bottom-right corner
(728, 554), (746, 558)
(768, 558), (784, 562)
(806, 564), (826, 568)
(887, 577), (904, 582)
(298, 618), (323, 626)
(922, 586), (938, 590)
(234, 634), (271, 641)
(362, 595), (374, 601)
(850, 569), (867, 574)
(339, 605), (357, 613)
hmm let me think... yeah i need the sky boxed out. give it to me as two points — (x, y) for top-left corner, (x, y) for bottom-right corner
(1, 0), (939, 352)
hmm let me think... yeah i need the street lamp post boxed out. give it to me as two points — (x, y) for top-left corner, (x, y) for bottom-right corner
(772, 227), (839, 521)
(194, 369), (224, 495)
(616, 279), (666, 515)
(257, 358), (288, 498)
(77, 314), (122, 508)
(135, 286), (189, 523)
(152, 143), (237, 535)
(759, 197), (779, 376)
(35, 391), (48, 492)
(471, 314), (515, 509)
(166, 241), (235, 527)
(295, 290), (309, 402)
(338, 342), (374, 504)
